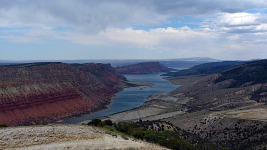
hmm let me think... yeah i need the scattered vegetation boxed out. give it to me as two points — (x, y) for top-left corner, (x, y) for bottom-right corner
(87, 119), (220, 150)
(215, 59), (267, 88)
(87, 119), (113, 127)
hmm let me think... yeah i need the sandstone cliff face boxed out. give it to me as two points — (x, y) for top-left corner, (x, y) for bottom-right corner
(0, 62), (126, 126)
(116, 62), (172, 74)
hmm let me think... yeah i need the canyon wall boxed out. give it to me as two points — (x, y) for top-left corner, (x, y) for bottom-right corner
(0, 62), (126, 126)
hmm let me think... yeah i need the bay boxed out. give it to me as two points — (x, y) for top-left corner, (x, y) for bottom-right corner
(62, 73), (178, 124)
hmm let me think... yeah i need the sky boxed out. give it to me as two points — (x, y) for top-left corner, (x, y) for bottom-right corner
(1, 0), (267, 60)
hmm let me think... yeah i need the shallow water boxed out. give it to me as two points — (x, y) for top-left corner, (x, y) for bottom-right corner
(62, 73), (178, 123)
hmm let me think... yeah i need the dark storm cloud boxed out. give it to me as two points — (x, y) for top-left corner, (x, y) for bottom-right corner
(151, 0), (267, 15)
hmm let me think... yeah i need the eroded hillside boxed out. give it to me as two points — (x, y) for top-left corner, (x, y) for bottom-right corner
(171, 59), (267, 111)
(0, 62), (127, 126)
(164, 59), (267, 149)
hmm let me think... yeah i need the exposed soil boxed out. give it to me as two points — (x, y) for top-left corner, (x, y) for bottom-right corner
(0, 125), (167, 150)
(107, 93), (186, 123)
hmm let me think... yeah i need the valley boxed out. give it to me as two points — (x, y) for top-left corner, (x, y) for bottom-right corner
(63, 73), (178, 123)
(101, 59), (267, 150)
(2, 1), (267, 149)
(1, 59), (267, 150)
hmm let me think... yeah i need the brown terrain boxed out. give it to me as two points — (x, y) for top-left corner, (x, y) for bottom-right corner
(172, 60), (267, 111)
(0, 124), (167, 150)
(2, 59), (267, 149)
(0, 62), (127, 126)
(106, 59), (267, 149)
(116, 62), (172, 74)
(166, 60), (267, 149)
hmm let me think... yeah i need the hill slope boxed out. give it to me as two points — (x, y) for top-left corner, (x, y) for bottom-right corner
(116, 62), (172, 74)
(215, 59), (267, 88)
(0, 62), (126, 126)
(0, 125), (166, 150)
(171, 59), (267, 110)
(164, 61), (244, 77)
(162, 59), (267, 149)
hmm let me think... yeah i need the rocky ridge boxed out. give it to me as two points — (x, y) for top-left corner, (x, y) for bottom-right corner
(0, 62), (127, 126)
(116, 62), (172, 74)
(164, 61), (244, 77)
(171, 59), (267, 111)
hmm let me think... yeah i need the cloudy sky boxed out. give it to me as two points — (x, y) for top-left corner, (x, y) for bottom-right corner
(1, 0), (267, 60)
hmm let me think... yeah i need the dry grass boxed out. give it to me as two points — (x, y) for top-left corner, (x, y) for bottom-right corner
(0, 124), (167, 150)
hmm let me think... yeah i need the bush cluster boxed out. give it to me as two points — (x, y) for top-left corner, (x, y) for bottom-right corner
(87, 119), (113, 127)
(87, 119), (225, 150)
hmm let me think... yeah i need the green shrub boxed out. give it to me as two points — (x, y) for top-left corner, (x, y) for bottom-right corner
(87, 119), (218, 150)
(132, 130), (146, 140)
(88, 118), (102, 126)
(116, 122), (132, 134)
(104, 119), (113, 126)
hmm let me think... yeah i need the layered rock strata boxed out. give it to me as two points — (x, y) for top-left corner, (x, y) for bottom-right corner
(0, 62), (126, 126)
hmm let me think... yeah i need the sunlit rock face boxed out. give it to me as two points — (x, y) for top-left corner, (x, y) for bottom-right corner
(0, 62), (126, 126)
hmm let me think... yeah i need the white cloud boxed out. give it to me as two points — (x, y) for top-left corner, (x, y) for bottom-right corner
(1, 1), (267, 60)
(62, 27), (215, 50)
(58, 25), (267, 60)
(203, 12), (267, 35)
(218, 12), (260, 26)
(1, 0), (267, 33)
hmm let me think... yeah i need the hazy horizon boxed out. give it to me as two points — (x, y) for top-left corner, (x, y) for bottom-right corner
(1, 1), (267, 60)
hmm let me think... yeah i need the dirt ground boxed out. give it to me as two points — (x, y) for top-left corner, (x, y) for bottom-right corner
(0, 124), (167, 150)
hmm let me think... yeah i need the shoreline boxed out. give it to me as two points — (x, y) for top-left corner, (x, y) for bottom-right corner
(78, 77), (181, 124)
(89, 76), (206, 123)
(59, 80), (154, 124)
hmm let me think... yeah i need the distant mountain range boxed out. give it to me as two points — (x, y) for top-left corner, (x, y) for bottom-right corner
(158, 57), (219, 69)
(0, 57), (219, 68)
(164, 61), (244, 77)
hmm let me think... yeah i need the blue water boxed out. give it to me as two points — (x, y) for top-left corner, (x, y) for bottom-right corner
(62, 73), (178, 123)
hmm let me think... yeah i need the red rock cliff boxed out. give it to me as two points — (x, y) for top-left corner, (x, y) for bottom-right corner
(0, 62), (126, 126)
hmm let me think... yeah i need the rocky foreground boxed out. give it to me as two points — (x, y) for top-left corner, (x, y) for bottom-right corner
(0, 125), (166, 150)
(0, 62), (127, 126)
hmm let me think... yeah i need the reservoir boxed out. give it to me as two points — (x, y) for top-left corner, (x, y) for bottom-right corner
(63, 73), (178, 123)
